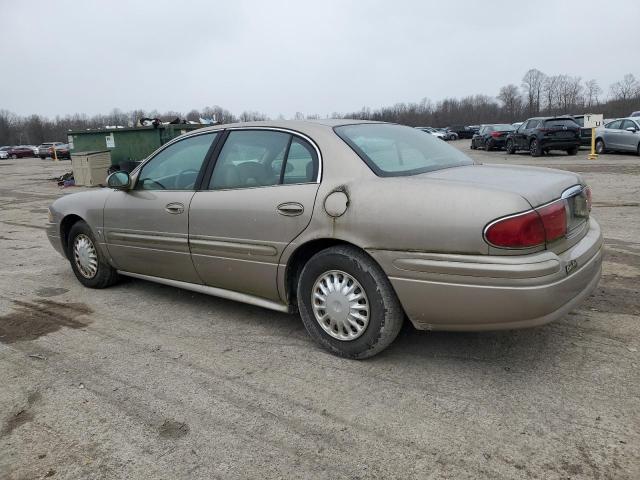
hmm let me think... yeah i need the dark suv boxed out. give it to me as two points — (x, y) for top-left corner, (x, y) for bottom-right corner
(505, 117), (580, 157)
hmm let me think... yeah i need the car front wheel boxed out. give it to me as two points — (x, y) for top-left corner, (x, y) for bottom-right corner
(297, 245), (404, 359)
(506, 139), (515, 154)
(595, 139), (605, 154)
(567, 146), (578, 156)
(67, 221), (119, 288)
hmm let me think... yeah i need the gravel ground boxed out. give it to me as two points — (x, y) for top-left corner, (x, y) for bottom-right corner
(0, 144), (639, 480)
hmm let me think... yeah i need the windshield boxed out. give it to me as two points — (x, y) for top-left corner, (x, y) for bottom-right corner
(335, 123), (474, 177)
(573, 117), (584, 127)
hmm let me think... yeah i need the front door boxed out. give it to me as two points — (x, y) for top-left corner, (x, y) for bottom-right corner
(603, 119), (624, 150)
(620, 120), (640, 152)
(189, 129), (321, 301)
(104, 131), (219, 283)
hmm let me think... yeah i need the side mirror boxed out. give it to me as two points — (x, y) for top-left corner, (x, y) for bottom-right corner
(626, 127), (638, 133)
(107, 171), (131, 190)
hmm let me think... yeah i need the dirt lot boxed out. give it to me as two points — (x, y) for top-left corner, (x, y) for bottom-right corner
(1, 144), (639, 479)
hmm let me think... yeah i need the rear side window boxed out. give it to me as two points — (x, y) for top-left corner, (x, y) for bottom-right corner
(526, 120), (540, 129)
(209, 130), (318, 190)
(283, 138), (317, 184)
(544, 119), (579, 128)
(335, 123), (473, 177)
(621, 120), (639, 130)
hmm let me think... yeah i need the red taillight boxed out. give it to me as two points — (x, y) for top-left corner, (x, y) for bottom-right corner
(490, 131), (501, 138)
(485, 210), (546, 248)
(537, 201), (567, 242)
(485, 200), (568, 249)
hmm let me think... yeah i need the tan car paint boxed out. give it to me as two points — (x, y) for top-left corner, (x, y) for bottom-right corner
(48, 120), (602, 332)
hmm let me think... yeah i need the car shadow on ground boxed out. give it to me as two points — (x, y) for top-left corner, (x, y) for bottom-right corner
(113, 276), (564, 369)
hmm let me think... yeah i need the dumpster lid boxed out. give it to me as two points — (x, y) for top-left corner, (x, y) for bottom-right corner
(71, 150), (111, 156)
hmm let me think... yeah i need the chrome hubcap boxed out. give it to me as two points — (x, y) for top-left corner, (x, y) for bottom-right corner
(73, 234), (98, 279)
(311, 270), (369, 341)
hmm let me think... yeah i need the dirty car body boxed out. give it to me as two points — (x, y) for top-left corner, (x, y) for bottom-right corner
(47, 120), (603, 358)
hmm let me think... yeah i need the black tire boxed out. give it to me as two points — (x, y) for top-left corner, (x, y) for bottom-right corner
(530, 138), (542, 157)
(567, 146), (578, 156)
(505, 139), (515, 154)
(11, 154), (17, 159)
(297, 245), (404, 359)
(39, 155), (46, 159)
(595, 139), (605, 154)
(67, 221), (119, 288)
(485, 139), (494, 151)
(470, 140), (476, 150)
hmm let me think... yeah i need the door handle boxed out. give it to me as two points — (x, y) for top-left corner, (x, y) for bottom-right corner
(165, 202), (185, 214)
(277, 202), (304, 216)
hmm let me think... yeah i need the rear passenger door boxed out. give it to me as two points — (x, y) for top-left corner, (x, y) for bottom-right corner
(188, 129), (321, 302)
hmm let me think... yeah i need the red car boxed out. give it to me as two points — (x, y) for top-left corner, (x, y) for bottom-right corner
(5, 146), (35, 159)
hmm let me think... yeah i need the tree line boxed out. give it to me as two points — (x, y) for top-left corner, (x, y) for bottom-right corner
(1, 69), (638, 146)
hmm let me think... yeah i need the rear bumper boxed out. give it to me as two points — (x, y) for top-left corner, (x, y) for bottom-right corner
(540, 138), (580, 150)
(367, 218), (603, 331)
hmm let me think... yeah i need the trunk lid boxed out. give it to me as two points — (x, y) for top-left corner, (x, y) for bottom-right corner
(423, 163), (582, 207)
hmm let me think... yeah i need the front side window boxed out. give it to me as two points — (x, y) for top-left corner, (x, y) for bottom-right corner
(606, 120), (622, 129)
(335, 123), (473, 177)
(136, 133), (217, 190)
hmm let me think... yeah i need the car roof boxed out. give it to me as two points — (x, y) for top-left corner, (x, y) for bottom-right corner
(192, 119), (386, 137)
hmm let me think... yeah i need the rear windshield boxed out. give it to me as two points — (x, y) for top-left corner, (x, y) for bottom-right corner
(335, 123), (473, 177)
(493, 124), (514, 131)
(544, 119), (579, 128)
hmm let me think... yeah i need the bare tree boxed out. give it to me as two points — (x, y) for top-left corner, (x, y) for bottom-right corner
(584, 79), (602, 108)
(497, 84), (522, 122)
(610, 74), (640, 101)
(522, 68), (546, 115)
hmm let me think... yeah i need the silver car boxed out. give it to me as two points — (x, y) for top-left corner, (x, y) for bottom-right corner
(595, 117), (640, 155)
(47, 120), (603, 358)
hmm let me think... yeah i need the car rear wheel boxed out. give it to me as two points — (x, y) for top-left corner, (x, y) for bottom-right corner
(297, 245), (404, 359)
(67, 221), (119, 289)
(506, 139), (515, 154)
(567, 146), (578, 156)
(530, 139), (542, 157)
(595, 139), (605, 154)
(485, 139), (494, 151)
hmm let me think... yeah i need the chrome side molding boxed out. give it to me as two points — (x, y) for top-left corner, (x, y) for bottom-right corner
(117, 271), (291, 313)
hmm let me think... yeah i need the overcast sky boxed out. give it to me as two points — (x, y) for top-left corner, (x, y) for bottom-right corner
(1, 0), (638, 119)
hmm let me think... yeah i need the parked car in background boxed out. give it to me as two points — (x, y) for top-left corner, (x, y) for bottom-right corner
(506, 117), (580, 157)
(470, 124), (515, 150)
(447, 125), (475, 139)
(47, 120), (602, 359)
(0, 147), (10, 159)
(512, 122), (523, 129)
(21, 145), (39, 156)
(630, 111), (640, 117)
(468, 125), (481, 135)
(416, 127), (446, 140)
(52, 143), (72, 159)
(38, 142), (64, 159)
(436, 128), (459, 140)
(594, 117), (640, 155)
(569, 115), (593, 146)
(5, 145), (35, 158)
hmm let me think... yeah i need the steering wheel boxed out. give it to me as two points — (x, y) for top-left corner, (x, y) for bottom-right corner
(176, 169), (200, 189)
(141, 178), (166, 190)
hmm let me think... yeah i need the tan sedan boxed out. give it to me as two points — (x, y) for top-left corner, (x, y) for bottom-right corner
(47, 120), (603, 358)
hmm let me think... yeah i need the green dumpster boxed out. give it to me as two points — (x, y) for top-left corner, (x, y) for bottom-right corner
(67, 124), (204, 167)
